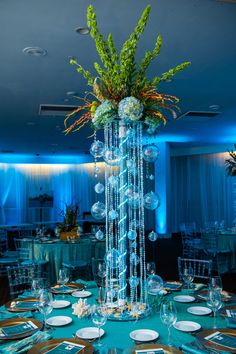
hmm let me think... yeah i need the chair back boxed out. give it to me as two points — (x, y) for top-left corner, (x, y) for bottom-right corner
(7, 264), (42, 298)
(14, 238), (35, 262)
(0, 229), (8, 254)
(201, 230), (218, 255)
(19, 228), (34, 238)
(179, 222), (199, 258)
(178, 257), (212, 282)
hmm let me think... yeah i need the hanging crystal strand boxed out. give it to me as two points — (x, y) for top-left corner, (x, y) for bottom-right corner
(132, 123), (138, 305)
(104, 123), (109, 302)
(117, 121), (128, 305)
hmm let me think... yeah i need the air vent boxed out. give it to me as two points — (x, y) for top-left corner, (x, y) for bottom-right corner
(39, 104), (78, 116)
(177, 111), (220, 122)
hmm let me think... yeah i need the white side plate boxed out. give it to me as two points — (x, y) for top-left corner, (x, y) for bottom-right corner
(173, 295), (195, 303)
(71, 291), (92, 298)
(52, 300), (71, 309)
(187, 306), (212, 316)
(174, 321), (201, 332)
(76, 327), (105, 340)
(46, 316), (72, 326)
(129, 329), (159, 342)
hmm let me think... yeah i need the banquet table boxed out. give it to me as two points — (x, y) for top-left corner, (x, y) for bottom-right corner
(218, 232), (236, 270)
(31, 236), (106, 284)
(1, 287), (235, 353)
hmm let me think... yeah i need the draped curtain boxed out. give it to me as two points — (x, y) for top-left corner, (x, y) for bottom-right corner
(170, 152), (235, 232)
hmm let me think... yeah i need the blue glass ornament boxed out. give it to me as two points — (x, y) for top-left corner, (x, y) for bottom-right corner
(130, 219), (139, 230)
(129, 276), (140, 288)
(149, 174), (155, 181)
(129, 166), (138, 176)
(94, 182), (105, 194)
(108, 175), (118, 188)
(90, 140), (104, 158)
(108, 209), (118, 220)
(103, 147), (121, 166)
(148, 230), (158, 242)
(95, 166), (101, 174)
(147, 275), (163, 294)
(127, 192), (140, 209)
(144, 191), (160, 210)
(91, 201), (106, 220)
(126, 128), (135, 139)
(105, 249), (121, 269)
(127, 160), (136, 169)
(95, 230), (105, 241)
(131, 241), (137, 248)
(127, 230), (137, 240)
(130, 252), (140, 265)
(142, 144), (160, 162)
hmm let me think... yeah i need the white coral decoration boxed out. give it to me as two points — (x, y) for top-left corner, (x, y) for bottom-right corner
(72, 299), (92, 318)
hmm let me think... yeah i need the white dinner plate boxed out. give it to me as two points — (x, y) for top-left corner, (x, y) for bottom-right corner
(52, 300), (71, 309)
(174, 321), (201, 332)
(187, 306), (212, 316)
(129, 329), (159, 342)
(76, 327), (105, 340)
(173, 295), (195, 303)
(46, 316), (72, 326)
(71, 291), (92, 298)
(148, 290), (168, 296)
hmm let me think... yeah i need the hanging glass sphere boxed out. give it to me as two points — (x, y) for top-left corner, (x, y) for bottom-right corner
(103, 147), (121, 166)
(126, 128), (135, 139)
(149, 174), (155, 181)
(130, 252), (140, 265)
(129, 166), (138, 176)
(94, 182), (105, 194)
(105, 248), (121, 269)
(147, 127), (156, 135)
(148, 230), (158, 242)
(127, 230), (137, 241)
(95, 166), (101, 174)
(95, 230), (105, 241)
(147, 275), (163, 294)
(125, 184), (138, 199)
(127, 193), (140, 209)
(144, 191), (160, 210)
(131, 241), (137, 248)
(108, 209), (118, 220)
(108, 175), (118, 188)
(129, 276), (140, 288)
(142, 144), (160, 162)
(130, 219), (139, 230)
(90, 140), (104, 158)
(91, 201), (106, 220)
(127, 159), (136, 169)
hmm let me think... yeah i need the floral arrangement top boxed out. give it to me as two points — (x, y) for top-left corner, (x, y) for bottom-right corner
(64, 5), (191, 134)
(225, 144), (236, 176)
(58, 203), (79, 232)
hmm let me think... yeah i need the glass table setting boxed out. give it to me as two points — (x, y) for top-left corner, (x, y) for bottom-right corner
(0, 276), (236, 354)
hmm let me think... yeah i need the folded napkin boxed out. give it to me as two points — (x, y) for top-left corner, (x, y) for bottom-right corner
(75, 279), (97, 288)
(181, 342), (206, 354)
(0, 331), (52, 353)
(226, 317), (236, 328)
(0, 306), (32, 320)
(194, 283), (205, 292)
(18, 291), (33, 299)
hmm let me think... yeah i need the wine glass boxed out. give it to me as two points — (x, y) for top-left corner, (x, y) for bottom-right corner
(182, 267), (194, 292)
(207, 288), (222, 328)
(91, 305), (107, 347)
(95, 261), (106, 288)
(31, 278), (44, 299)
(160, 300), (177, 345)
(38, 290), (53, 331)
(146, 262), (156, 275)
(209, 276), (223, 292)
(58, 268), (70, 298)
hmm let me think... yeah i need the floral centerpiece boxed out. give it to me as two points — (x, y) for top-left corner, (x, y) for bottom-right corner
(58, 203), (79, 240)
(225, 144), (236, 176)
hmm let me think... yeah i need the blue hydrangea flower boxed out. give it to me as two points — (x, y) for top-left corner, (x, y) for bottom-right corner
(92, 100), (116, 128)
(118, 96), (143, 122)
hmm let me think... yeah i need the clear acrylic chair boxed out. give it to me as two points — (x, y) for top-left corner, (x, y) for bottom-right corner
(14, 238), (48, 267)
(0, 230), (18, 276)
(7, 264), (42, 299)
(179, 222), (201, 258)
(178, 257), (212, 283)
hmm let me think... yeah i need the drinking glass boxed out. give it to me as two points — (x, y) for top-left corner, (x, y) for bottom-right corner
(160, 300), (177, 345)
(58, 268), (70, 298)
(182, 267), (194, 292)
(209, 276), (223, 292)
(207, 289), (222, 328)
(91, 305), (107, 347)
(95, 261), (106, 287)
(31, 278), (44, 298)
(146, 262), (156, 275)
(38, 290), (53, 331)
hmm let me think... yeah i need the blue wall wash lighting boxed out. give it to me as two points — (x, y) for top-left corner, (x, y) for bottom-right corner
(0, 154), (93, 164)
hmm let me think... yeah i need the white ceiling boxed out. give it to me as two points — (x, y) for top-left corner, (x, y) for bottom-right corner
(0, 0), (236, 161)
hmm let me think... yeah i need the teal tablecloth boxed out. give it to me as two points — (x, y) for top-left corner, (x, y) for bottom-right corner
(26, 288), (235, 352)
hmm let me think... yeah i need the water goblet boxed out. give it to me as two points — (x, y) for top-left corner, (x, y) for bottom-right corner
(182, 267), (194, 292)
(58, 268), (70, 299)
(160, 300), (177, 345)
(207, 288), (222, 328)
(96, 261), (106, 288)
(38, 290), (53, 331)
(31, 278), (44, 302)
(209, 276), (223, 292)
(146, 262), (156, 275)
(91, 305), (107, 347)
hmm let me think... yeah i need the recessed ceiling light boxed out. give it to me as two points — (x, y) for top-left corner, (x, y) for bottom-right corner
(209, 104), (220, 111)
(66, 91), (78, 96)
(22, 47), (47, 57)
(75, 27), (90, 35)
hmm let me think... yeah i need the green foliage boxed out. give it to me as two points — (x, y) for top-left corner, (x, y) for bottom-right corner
(225, 144), (236, 176)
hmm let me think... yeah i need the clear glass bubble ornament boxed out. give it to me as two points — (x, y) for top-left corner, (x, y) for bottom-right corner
(127, 230), (137, 240)
(127, 193), (140, 209)
(144, 191), (160, 210)
(125, 184), (138, 199)
(147, 274), (163, 294)
(95, 229), (105, 241)
(103, 147), (121, 166)
(94, 182), (105, 194)
(126, 128), (135, 139)
(129, 276), (140, 288)
(130, 253), (140, 265)
(91, 201), (106, 220)
(127, 160), (136, 169)
(148, 230), (158, 242)
(142, 144), (160, 162)
(108, 175), (118, 188)
(90, 140), (104, 158)
(108, 209), (118, 220)
(131, 241), (137, 248)
(130, 219), (139, 230)
(105, 248), (121, 269)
